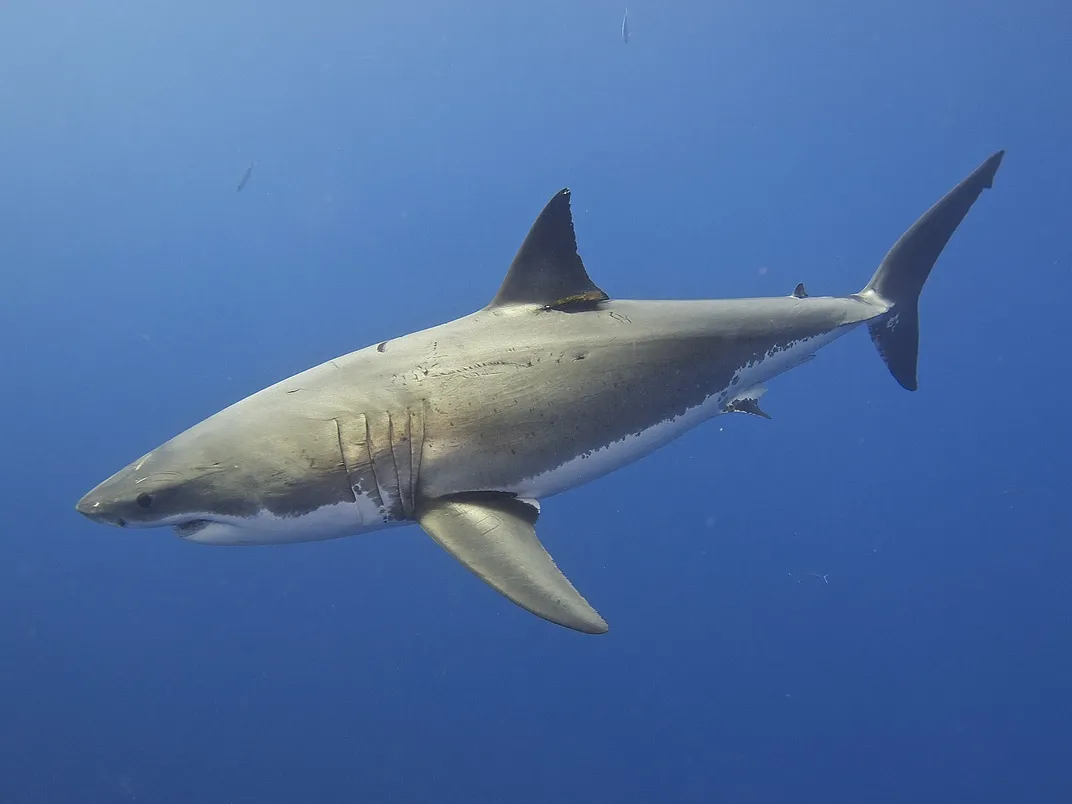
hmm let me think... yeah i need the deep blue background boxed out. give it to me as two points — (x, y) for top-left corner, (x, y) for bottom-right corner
(2, 1), (1070, 802)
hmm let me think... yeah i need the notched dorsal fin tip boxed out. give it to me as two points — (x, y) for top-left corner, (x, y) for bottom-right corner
(487, 188), (609, 310)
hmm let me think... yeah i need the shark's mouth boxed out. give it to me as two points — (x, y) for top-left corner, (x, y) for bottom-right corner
(174, 519), (212, 538)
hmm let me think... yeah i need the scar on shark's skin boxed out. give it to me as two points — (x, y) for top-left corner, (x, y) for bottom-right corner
(77, 151), (1004, 635)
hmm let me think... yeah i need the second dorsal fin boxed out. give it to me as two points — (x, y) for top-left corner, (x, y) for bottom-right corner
(487, 189), (609, 310)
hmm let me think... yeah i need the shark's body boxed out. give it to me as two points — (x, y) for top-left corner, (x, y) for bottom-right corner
(77, 151), (1004, 634)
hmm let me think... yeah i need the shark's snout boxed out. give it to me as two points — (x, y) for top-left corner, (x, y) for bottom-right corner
(76, 447), (172, 529)
(75, 486), (129, 527)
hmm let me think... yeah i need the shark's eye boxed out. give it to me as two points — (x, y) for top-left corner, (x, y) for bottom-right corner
(136, 493), (154, 509)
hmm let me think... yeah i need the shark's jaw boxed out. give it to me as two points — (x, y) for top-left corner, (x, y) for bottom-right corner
(165, 497), (402, 546)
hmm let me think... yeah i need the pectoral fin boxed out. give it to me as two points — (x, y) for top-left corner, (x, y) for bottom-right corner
(415, 492), (609, 634)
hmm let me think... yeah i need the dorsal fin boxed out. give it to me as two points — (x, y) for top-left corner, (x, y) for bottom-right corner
(487, 189), (609, 310)
(791, 282), (809, 299)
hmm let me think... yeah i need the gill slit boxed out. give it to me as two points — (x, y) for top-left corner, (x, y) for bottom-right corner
(333, 417), (358, 505)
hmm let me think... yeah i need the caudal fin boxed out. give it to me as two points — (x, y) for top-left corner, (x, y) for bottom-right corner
(861, 151), (1004, 391)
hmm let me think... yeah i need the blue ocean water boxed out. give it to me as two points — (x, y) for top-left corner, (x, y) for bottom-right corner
(2, 1), (1070, 802)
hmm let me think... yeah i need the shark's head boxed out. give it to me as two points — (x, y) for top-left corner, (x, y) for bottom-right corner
(75, 442), (250, 540)
(75, 405), (371, 545)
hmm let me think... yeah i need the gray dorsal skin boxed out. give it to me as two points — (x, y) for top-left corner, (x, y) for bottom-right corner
(76, 151), (1004, 635)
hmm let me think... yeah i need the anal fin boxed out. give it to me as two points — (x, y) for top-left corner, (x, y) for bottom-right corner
(723, 386), (772, 419)
(415, 492), (608, 634)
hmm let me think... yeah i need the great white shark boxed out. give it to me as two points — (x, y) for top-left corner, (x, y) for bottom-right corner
(77, 151), (1004, 634)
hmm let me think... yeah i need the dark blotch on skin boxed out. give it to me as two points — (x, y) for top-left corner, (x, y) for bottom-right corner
(136, 493), (153, 509)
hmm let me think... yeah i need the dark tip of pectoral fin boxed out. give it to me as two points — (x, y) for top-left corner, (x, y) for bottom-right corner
(487, 189), (610, 311)
(416, 492), (609, 634)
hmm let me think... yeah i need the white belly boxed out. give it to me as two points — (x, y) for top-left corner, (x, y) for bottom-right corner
(178, 490), (400, 546)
